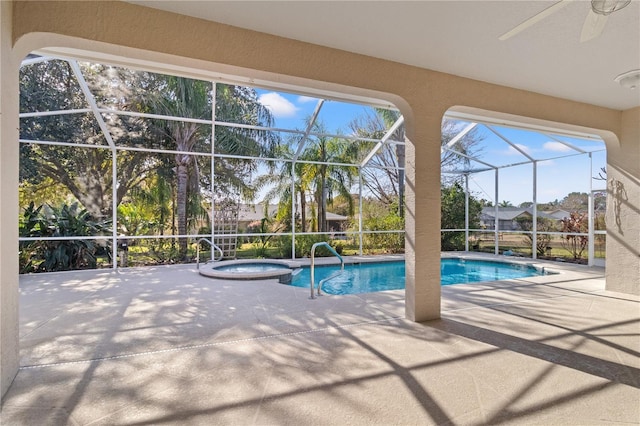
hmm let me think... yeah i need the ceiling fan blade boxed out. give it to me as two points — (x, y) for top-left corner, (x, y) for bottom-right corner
(580, 9), (609, 42)
(499, 0), (574, 41)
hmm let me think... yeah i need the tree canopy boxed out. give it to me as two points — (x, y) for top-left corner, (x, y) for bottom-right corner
(20, 59), (277, 259)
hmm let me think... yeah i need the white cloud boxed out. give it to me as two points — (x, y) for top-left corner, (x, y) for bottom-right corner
(515, 143), (532, 155)
(504, 143), (532, 156)
(258, 92), (299, 118)
(543, 141), (572, 152)
(297, 95), (318, 104)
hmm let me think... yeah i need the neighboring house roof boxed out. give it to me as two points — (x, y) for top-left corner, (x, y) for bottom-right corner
(237, 203), (348, 222)
(480, 207), (564, 222)
(546, 209), (572, 220)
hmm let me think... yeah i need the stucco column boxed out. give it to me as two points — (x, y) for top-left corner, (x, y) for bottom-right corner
(0, 0), (20, 399)
(404, 113), (442, 321)
(605, 107), (640, 295)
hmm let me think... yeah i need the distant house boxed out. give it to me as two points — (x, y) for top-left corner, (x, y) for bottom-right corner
(236, 203), (349, 232)
(545, 209), (572, 220)
(480, 207), (570, 231)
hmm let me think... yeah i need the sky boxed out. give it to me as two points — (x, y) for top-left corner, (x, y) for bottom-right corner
(254, 89), (375, 133)
(254, 88), (607, 206)
(458, 126), (607, 205)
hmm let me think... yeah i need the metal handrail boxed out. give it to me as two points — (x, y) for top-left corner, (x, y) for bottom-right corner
(196, 238), (224, 269)
(310, 242), (344, 299)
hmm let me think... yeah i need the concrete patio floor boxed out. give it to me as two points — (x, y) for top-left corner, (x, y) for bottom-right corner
(1, 255), (639, 425)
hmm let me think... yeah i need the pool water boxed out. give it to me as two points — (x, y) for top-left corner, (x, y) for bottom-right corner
(293, 261), (406, 295)
(215, 263), (290, 273)
(440, 258), (544, 285)
(291, 259), (545, 295)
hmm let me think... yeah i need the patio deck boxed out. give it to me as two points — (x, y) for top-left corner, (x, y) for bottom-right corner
(1, 255), (638, 425)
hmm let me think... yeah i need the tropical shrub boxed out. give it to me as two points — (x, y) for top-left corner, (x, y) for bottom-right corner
(354, 199), (405, 254)
(330, 240), (345, 255)
(362, 211), (404, 253)
(19, 202), (110, 273)
(276, 234), (330, 258)
(117, 203), (156, 236)
(441, 183), (482, 251)
(245, 217), (283, 257)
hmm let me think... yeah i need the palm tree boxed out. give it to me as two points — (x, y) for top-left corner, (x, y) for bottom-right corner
(151, 79), (277, 259)
(131, 168), (174, 236)
(150, 76), (211, 258)
(255, 159), (295, 230)
(213, 85), (279, 201)
(255, 141), (314, 233)
(300, 123), (358, 232)
(257, 121), (357, 234)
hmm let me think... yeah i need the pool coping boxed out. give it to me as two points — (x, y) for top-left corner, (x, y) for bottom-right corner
(198, 258), (303, 283)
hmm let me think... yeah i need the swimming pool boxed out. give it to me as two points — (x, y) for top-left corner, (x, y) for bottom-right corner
(291, 258), (547, 295)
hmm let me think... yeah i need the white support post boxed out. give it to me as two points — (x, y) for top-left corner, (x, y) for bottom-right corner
(464, 174), (469, 251)
(291, 163), (296, 259)
(112, 148), (118, 269)
(494, 168), (499, 255)
(532, 161), (537, 259)
(211, 83), (217, 261)
(359, 170), (363, 255)
(588, 153), (595, 266)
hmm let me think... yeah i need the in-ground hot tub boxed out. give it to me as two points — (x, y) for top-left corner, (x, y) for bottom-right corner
(199, 259), (302, 284)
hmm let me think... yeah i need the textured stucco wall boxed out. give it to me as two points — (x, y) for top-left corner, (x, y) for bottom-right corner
(0, 0), (20, 400)
(605, 107), (640, 294)
(2, 0), (639, 399)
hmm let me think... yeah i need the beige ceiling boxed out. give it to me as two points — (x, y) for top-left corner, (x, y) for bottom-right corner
(127, 1), (640, 111)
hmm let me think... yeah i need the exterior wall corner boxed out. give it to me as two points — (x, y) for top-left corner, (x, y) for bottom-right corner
(1, 0), (20, 399)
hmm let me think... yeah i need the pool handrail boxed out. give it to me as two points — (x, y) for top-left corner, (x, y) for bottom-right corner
(310, 242), (344, 299)
(196, 238), (224, 269)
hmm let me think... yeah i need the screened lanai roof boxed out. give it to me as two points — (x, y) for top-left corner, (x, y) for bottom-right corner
(18, 54), (608, 267)
(440, 112), (605, 174)
(20, 54), (606, 185)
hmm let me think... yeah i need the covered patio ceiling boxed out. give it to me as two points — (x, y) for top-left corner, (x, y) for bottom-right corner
(127, 1), (640, 111)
